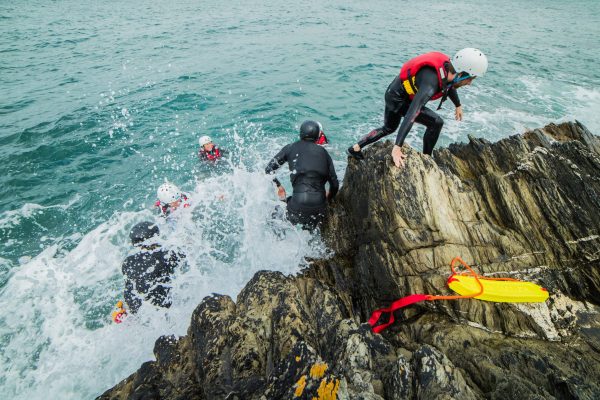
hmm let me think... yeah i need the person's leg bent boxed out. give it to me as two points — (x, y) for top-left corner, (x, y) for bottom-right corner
(356, 98), (407, 149)
(416, 107), (444, 155)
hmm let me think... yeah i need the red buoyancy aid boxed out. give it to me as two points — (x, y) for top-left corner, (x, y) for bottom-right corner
(399, 52), (451, 101)
(202, 147), (221, 161)
(155, 194), (190, 215)
(315, 132), (328, 145)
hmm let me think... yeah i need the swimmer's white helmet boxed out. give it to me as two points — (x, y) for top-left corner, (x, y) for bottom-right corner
(157, 182), (181, 204)
(199, 135), (212, 146)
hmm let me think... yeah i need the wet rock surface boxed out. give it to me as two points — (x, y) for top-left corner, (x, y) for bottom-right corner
(99, 122), (600, 399)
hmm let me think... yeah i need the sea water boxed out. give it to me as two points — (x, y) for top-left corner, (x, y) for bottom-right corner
(1, 0), (599, 398)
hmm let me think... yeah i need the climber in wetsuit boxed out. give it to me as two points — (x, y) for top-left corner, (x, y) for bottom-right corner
(265, 120), (339, 230)
(347, 48), (488, 168)
(122, 221), (184, 313)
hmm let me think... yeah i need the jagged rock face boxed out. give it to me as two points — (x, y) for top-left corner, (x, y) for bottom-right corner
(99, 122), (600, 400)
(327, 121), (600, 340)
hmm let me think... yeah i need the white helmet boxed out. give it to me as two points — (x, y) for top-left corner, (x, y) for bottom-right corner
(157, 182), (181, 204)
(452, 48), (488, 78)
(199, 135), (212, 146)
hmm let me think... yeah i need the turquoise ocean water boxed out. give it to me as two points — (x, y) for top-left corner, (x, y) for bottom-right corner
(1, 0), (599, 398)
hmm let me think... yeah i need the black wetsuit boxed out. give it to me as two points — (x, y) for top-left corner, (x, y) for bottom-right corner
(358, 67), (461, 154)
(122, 247), (182, 313)
(265, 139), (339, 229)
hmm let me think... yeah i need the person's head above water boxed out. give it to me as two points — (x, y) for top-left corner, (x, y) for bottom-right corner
(157, 182), (182, 207)
(199, 135), (214, 151)
(299, 120), (321, 141)
(450, 48), (488, 88)
(129, 221), (159, 246)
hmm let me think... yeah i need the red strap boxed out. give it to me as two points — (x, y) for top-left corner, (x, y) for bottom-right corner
(368, 257), (527, 333)
(368, 294), (430, 333)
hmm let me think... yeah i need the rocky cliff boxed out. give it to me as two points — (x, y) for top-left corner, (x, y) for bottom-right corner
(99, 121), (600, 400)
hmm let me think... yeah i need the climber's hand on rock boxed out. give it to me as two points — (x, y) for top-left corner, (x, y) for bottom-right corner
(392, 145), (407, 168)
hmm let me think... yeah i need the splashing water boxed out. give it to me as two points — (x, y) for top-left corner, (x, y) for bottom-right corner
(0, 144), (329, 399)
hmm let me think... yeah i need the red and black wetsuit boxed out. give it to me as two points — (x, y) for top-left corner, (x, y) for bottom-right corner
(155, 194), (190, 216)
(357, 53), (461, 155)
(198, 146), (223, 162)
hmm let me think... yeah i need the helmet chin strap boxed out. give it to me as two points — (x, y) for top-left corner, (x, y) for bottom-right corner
(452, 72), (473, 84)
(437, 70), (472, 111)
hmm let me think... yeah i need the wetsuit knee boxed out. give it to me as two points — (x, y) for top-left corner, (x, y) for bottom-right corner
(423, 115), (444, 155)
(433, 115), (444, 131)
(382, 125), (397, 135)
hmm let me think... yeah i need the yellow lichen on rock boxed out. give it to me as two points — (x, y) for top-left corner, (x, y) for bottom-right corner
(294, 375), (307, 397)
(309, 362), (328, 379)
(313, 378), (340, 400)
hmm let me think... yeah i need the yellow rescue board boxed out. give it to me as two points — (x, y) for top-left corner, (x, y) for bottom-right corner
(448, 275), (549, 303)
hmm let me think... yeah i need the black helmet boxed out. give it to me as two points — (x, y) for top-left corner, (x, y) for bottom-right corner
(299, 120), (320, 141)
(129, 221), (159, 245)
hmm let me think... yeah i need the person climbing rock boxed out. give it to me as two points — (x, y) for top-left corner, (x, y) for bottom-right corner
(265, 120), (339, 230)
(122, 221), (184, 313)
(347, 48), (488, 167)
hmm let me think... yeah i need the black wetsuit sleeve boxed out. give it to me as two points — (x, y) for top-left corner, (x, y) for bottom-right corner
(164, 251), (180, 275)
(265, 144), (290, 185)
(448, 86), (461, 107)
(124, 278), (141, 313)
(122, 259), (142, 313)
(394, 69), (438, 146)
(326, 152), (339, 199)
